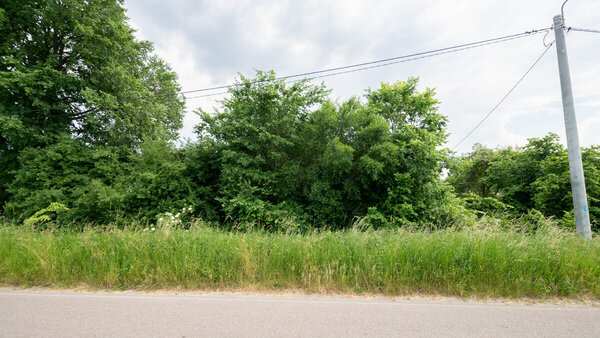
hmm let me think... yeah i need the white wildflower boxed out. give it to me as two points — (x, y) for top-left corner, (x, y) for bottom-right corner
(151, 227), (156, 231)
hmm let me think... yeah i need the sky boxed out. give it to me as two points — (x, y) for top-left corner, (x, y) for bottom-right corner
(123, 0), (600, 154)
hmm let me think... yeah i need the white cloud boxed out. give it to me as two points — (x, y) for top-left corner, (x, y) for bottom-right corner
(124, 0), (600, 152)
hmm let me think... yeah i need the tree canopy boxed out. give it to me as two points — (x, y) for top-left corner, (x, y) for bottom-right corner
(447, 134), (600, 230)
(3, 65), (459, 228)
(3, 2), (595, 231)
(0, 0), (184, 206)
(194, 72), (454, 228)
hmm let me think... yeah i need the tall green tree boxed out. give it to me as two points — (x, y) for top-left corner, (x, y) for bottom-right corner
(0, 0), (184, 208)
(197, 72), (454, 228)
(195, 71), (330, 227)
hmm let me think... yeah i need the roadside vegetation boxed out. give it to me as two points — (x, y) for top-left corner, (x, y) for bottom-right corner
(2, 1), (599, 232)
(1, 1), (599, 299)
(1, 218), (599, 299)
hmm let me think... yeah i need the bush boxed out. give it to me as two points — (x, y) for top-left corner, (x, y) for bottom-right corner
(23, 202), (69, 229)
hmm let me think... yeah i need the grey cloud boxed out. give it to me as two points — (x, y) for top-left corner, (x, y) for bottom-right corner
(124, 0), (600, 153)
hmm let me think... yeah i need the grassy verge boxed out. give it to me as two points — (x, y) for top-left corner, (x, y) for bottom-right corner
(1, 223), (599, 299)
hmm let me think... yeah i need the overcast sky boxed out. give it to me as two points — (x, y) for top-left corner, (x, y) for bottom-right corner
(123, 0), (600, 154)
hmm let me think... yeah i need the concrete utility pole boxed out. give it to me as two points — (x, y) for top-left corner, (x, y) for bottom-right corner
(553, 14), (592, 239)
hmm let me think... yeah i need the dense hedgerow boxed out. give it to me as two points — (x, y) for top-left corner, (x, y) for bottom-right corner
(3, 71), (462, 229)
(448, 134), (600, 231)
(2, 2), (597, 230)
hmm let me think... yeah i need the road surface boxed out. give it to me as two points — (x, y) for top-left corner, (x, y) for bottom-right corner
(1, 288), (599, 337)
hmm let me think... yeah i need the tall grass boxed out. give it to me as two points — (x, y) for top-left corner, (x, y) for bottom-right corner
(1, 221), (599, 298)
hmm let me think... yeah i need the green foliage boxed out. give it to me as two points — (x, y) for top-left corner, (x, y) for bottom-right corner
(195, 71), (329, 228)
(4, 136), (129, 222)
(516, 209), (547, 233)
(461, 193), (513, 216)
(0, 0), (184, 207)
(3, 136), (207, 224)
(486, 134), (564, 213)
(3, 3), (599, 232)
(120, 139), (206, 219)
(3, 69), (462, 229)
(22, 202), (68, 229)
(363, 206), (389, 229)
(196, 72), (454, 229)
(446, 144), (495, 197)
(448, 133), (600, 229)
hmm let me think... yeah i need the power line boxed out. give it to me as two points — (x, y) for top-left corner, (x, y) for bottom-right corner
(184, 32), (547, 102)
(180, 28), (550, 96)
(185, 91), (231, 100)
(567, 27), (600, 34)
(451, 43), (554, 152)
(1, 28), (551, 115)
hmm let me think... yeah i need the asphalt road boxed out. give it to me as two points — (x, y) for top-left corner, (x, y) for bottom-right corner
(1, 288), (599, 337)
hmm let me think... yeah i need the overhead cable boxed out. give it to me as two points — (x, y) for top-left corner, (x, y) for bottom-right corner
(1, 28), (551, 115)
(567, 27), (600, 34)
(451, 43), (554, 151)
(185, 33), (544, 101)
(180, 28), (550, 96)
